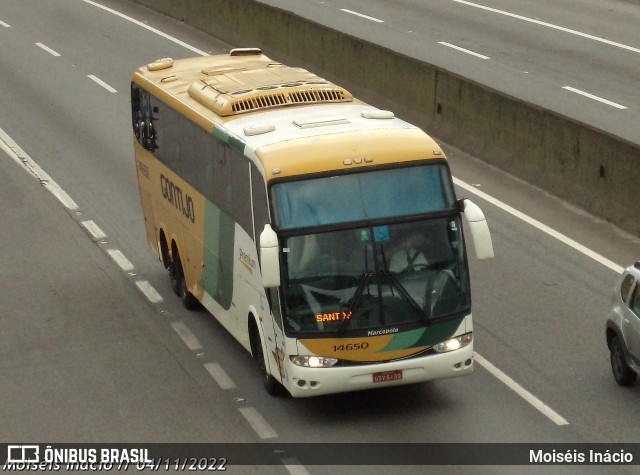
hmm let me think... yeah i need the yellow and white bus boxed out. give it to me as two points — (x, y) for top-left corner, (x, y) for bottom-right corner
(131, 48), (494, 397)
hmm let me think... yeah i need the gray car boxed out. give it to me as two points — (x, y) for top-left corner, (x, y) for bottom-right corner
(606, 262), (640, 386)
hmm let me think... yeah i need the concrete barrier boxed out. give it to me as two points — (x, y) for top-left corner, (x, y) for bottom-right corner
(131, 0), (640, 237)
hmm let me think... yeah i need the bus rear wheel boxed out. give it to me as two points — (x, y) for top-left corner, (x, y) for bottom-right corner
(172, 253), (200, 310)
(250, 322), (283, 396)
(169, 255), (180, 296)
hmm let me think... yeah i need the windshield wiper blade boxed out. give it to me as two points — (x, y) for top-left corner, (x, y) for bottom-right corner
(381, 270), (430, 321)
(339, 272), (373, 333)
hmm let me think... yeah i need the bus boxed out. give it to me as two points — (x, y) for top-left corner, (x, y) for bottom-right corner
(130, 48), (494, 397)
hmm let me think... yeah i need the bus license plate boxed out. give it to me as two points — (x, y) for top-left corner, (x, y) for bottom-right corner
(372, 370), (403, 383)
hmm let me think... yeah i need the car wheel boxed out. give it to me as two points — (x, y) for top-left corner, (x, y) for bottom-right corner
(610, 335), (637, 386)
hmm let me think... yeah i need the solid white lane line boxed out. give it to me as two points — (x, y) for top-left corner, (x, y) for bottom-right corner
(135, 280), (164, 303)
(340, 9), (384, 23)
(107, 249), (135, 271)
(453, 178), (624, 273)
(475, 353), (569, 425)
(238, 407), (278, 439)
(170, 321), (203, 351)
(35, 42), (61, 57)
(87, 75), (117, 93)
(0, 20), (11, 28)
(204, 362), (237, 390)
(452, 0), (640, 55)
(439, 41), (490, 59)
(0, 128), (79, 211)
(562, 86), (627, 110)
(81, 220), (107, 240)
(81, 0), (208, 56)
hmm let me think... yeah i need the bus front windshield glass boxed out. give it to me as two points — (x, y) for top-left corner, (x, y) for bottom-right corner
(271, 163), (456, 228)
(272, 163), (469, 335)
(280, 218), (470, 334)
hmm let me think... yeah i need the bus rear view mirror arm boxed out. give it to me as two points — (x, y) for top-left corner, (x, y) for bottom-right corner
(260, 224), (281, 288)
(459, 199), (494, 260)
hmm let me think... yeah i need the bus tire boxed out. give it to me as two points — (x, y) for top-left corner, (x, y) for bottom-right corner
(169, 255), (180, 296)
(173, 252), (200, 310)
(250, 321), (283, 396)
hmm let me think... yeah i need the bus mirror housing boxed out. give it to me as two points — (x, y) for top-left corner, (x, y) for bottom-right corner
(460, 199), (494, 260)
(260, 224), (281, 288)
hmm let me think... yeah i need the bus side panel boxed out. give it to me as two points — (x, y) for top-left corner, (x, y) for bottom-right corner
(134, 142), (161, 259)
(134, 140), (210, 302)
(201, 201), (235, 310)
(232, 224), (279, 364)
(197, 201), (240, 340)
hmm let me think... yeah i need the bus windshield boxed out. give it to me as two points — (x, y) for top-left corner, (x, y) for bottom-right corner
(279, 216), (470, 334)
(271, 163), (456, 229)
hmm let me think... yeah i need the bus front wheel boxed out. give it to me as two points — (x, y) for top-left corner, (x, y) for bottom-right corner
(250, 321), (283, 396)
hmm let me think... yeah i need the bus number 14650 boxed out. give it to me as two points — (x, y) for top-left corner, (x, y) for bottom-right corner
(333, 342), (369, 352)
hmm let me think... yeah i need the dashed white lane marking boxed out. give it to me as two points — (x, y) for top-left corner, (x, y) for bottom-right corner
(107, 249), (135, 272)
(0, 128), (79, 211)
(35, 42), (61, 57)
(87, 74), (117, 93)
(340, 9), (384, 23)
(282, 460), (311, 475)
(475, 353), (569, 425)
(453, 178), (624, 273)
(0, 19), (10, 28)
(170, 321), (203, 351)
(453, 0), (640, 55)
(439, 41), (490, 59)
(135, 280), (164, 304)
(81, 220), (107, 241)
(562, 86), (627, 110)
(204, 362), (237, 390)
(238, 407), (278, 439)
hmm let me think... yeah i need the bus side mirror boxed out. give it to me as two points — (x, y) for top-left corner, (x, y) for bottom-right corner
(460, 199), (494, 260)
(260, 224), (281, 288)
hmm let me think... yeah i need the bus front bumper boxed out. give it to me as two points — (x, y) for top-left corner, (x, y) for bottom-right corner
(284, 344), (474, 398)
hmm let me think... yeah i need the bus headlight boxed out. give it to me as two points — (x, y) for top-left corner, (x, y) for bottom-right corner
(290, 355), (338, 368)
(432, 333), (473, 353)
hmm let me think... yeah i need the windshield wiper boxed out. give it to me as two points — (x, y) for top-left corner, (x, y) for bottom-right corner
(339, 272), (373, 333)
(381, 270), (430, 322)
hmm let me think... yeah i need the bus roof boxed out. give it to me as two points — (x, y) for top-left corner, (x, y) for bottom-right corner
(132, 48), (445, 180)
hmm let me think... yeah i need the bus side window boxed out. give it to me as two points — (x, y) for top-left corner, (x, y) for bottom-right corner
(231, 156), (252, 234)
(130, 84), (157, 152)
(137, 89), (159, 153)
(131, 84), (142, 142)
(267, 288), (284, 330)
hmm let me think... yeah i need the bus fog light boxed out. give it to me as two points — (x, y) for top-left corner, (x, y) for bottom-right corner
(433, 333), (472, 353)
(290, 355), (338, 368)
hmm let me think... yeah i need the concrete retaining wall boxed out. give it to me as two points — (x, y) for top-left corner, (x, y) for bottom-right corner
(132, 0), (640, 236)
